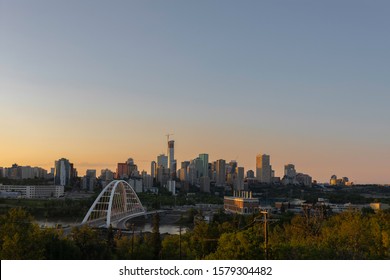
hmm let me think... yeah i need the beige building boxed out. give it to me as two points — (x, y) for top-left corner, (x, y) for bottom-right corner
(224, 191), (259, 215)
(256, 154), (272, 183)
(370, 203), (390, 212)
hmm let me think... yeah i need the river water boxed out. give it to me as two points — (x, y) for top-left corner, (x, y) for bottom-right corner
(133, 224), (186, 235)
(36, 217), (186, 235)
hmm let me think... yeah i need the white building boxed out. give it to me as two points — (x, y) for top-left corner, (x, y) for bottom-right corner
(167, 180), (176, 195)
(128, 178), (143, 193)
(54, 158), (71, 186)
(0, 185), (64, 198)
(142, 173), (153, 189)
(151, 161), (157, 179)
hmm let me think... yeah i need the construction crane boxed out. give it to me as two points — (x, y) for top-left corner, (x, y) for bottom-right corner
(166, 133), (174, 142)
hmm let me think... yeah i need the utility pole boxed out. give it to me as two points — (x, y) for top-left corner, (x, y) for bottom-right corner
(131, 223), (135, 258)
(179, 223), (182, 260)
(255, 210), (279, 260)
(261, 211), (269, 259)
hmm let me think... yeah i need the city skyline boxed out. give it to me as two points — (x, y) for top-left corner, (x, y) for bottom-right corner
(0, 143), (385, 185)
(1, 1), (389, 184)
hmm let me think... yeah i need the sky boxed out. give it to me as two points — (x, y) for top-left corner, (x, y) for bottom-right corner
(1, 0), (389, 184)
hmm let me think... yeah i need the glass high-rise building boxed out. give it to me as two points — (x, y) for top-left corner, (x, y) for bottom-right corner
(167, 140), (175, 177)
(157, 154), (168, 169)
(199, 153), (209, 178)
(256, 154), (272, 183)
(216, 159), (226, 186)
(151, 161), (157, 178)
(54, 158), (71, 186)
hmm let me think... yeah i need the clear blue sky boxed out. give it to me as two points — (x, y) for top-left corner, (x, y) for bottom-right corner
(1, 0), (389, 183)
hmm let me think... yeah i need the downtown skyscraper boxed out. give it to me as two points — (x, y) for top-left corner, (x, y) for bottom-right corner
(167, 140), (176, 178)
(198, 153), (209, 178)
(256, 154), (272, 183)
(54, 158), (72, 186)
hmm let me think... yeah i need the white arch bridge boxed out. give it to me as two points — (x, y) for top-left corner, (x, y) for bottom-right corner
(81, 180), (147, 228)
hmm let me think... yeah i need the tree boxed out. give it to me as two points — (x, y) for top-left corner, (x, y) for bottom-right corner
(161, 233), (194, 260)
(189, 220), (219, 259)
(151, 213), (161, 259)
(206, 227), (263, 260)
(71, 225), (111, 259)
(0, 208), (45, 259)
(41, 228), (81, 259)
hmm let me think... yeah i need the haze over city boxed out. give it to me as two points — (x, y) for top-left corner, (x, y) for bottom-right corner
(1, 0), (389, 184)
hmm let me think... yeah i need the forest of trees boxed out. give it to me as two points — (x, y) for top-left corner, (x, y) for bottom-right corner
(0, 207), (389, 260)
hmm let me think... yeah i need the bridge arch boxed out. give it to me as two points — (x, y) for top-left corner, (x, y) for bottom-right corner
(81, 180), (146, 228)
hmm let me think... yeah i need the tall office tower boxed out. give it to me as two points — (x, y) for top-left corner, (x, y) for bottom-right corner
(86, 169), (96, 178)
(187, 162), (197, 185)
(193, 157), (204, 178)
(156, 166), (170, 186)
(246, 170), (255, 178)
(216, 159), (226, 186)
(54, 158), (71, 186)
(256, 154), (272, 183)
(157, 154), (168, 169)
(167, 140), (175, 175)
(126, 158), (138, 176)
(83, 169), (97, 191)
(100, 169), (114, 181)
(117, 162), (128, 179)
(179, 167), (187, 182)
(142, 173), (153, 189)
(282, 164), (298, 185)
(228, 160), (237, 174)
(178, 161), (190, 182)
(151, 161), (157, 179)
(284, 164), (296, 179)
(70, 163), (77, 179)
(199, 153), (209, 179)
(296, 173), (312, 187)
(234, 167), (245, 191)
(211, 161), (217, 181)
(181, 161), (190, 169)
(171, 160), (177, 179)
